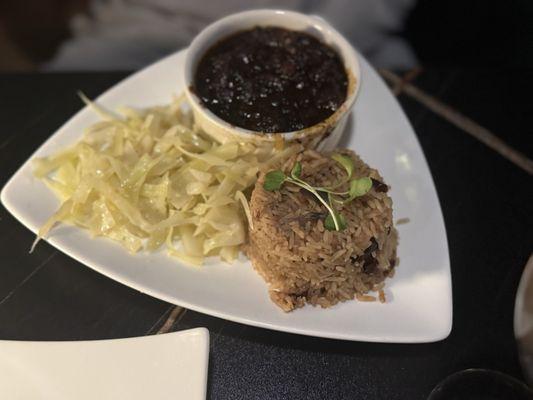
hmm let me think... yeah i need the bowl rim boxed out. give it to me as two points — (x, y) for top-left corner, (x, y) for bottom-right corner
(183, 9), (362, 140)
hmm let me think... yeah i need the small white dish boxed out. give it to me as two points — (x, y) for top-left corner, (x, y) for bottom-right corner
(0, 328), (209, 400)
(1, 47), (452, 343)
(184, 9), (361, 150)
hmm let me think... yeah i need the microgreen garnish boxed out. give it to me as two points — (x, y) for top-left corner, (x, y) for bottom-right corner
(263, 170), (286, 191)
(291, 161), (302, 179)
(263, 154), (372, 231)
(324, 211), (347, 231)
(330, 154), (353, 180)
(347, 177), (372, 201)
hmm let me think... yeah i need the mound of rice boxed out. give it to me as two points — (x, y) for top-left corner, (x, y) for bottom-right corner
(247, 149), (398, 312)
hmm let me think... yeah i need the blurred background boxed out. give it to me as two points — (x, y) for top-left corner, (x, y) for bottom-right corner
(0, 0), (531, 72)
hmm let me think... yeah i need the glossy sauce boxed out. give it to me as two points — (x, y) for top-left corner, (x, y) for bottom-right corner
(194, 27), (348, 133)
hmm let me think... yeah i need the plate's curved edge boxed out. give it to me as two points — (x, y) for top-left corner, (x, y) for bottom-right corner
(0, 50), (186, 214)
(357, 58), (453, 339)
(33, 231), (452, 343)
(0, 49), (453, 343)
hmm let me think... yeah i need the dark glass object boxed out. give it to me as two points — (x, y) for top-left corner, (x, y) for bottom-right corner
(428, 369), (533, 400)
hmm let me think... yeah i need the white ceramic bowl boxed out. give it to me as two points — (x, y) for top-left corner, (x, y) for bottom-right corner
(184, 9), (361, 150)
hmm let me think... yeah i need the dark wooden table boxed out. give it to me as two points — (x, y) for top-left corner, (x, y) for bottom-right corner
(0, 69), (531, 400)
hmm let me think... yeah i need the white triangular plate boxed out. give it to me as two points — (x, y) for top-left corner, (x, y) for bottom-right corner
(1, 49), (452, 342)
(0, 328), (209, 400)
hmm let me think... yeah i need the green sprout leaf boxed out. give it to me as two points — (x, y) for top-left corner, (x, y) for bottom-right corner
(263, 170), (286, 191)
(324, 214), (335, 231)
(324, 211), (347, 231)
(291, 161), (302, 179)
(264, 157), (372, 232)
(349, 177), (372, 199)
(331, 153), (354, 180)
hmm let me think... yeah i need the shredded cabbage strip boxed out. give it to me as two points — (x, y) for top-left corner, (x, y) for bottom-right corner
(32, 94), (300, 265)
